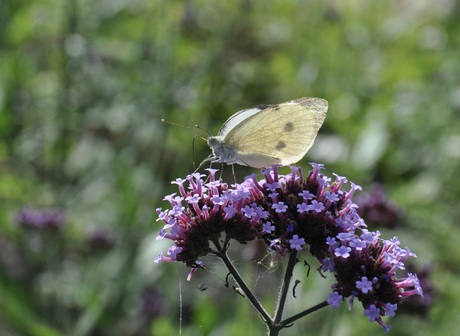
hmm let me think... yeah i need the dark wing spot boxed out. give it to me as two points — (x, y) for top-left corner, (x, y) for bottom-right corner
(284, 122), (294, 132)
(256, 104), (272, 110)
(276, 141), (286, 150)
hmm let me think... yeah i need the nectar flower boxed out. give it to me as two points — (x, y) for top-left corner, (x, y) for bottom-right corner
(325, 232), (422, 332)
(15, 208), (65, 231)
(289, 234), (305, 251)
(398, 263), (435, 318)
(248, 164), (424, 331)
(356, 184), (402, 229)
(85, 228), (116, 250)
(242, 163), (369, 260)
(155, 163), (423, 332)
(155, 169), (265, 268)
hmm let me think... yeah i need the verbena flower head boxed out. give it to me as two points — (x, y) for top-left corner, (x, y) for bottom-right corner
(398, 263), (434, 318)
(15, 208), (65, 231)
(139, 287), (165, 323)
(356, 184), (402, 229)
(155, 163), (423, 332)
(325, 235), (423, 333)
(243, 163), (362, 260)
(155, 169), (265, 267)
(86, 228), (117, 250)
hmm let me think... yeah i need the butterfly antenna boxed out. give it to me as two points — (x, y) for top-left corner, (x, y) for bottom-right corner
(162, 118), (211, 169)
(194, 123), (211, 137)
(161, 119), (211, 136)
(161, 118), (195, 132)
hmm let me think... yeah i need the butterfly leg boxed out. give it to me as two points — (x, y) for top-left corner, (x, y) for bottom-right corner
(231, 164), (237, 184)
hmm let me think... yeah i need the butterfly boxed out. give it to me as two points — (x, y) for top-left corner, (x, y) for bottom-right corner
(205, 97), (328, 168)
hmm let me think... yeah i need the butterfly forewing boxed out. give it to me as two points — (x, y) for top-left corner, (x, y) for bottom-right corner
(217, 107), (264, 138)
(224, 98), (327, 166)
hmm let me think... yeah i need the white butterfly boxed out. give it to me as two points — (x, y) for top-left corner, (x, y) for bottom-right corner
(205, 97), (328, 168)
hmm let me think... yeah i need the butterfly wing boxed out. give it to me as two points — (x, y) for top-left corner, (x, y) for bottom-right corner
(223, 97), (328, 168)
(217, 106), (269, 138)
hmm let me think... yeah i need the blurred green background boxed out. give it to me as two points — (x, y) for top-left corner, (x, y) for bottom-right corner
(1, 0), (459, 335)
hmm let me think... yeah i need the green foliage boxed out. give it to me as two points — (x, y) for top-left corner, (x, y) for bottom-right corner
(1, 0), (460, 335)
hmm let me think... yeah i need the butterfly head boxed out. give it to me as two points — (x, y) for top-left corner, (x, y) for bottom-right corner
(207, 136), (238, 164)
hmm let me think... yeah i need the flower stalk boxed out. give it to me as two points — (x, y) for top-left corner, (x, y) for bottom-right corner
(212, 239), (272, 324)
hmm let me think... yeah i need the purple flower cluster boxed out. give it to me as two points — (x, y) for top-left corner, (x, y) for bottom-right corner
(155, 163), (422, 332)
(324, 234), (423, 333)
(155, 168), (266, 267)
(15, 208), (65, 231)
(244, 163), (362, 259)
(85, 228), (116, 250)
(356, 184), (402, 229)
(398, 263), (434, 318)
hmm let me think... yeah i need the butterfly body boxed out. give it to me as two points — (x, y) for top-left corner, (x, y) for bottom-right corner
(206, 97), (328, 168)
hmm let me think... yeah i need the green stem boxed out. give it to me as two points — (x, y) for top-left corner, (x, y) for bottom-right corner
(273, 251), (298, 324)
(213, 240), (272, 324)
(279, 300), (329, 327)
(214, 240), (329, 335)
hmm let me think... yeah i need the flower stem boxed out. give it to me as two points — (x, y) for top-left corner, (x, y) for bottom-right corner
(213, 239), (272, 324)
(214, 240), (328, 335)
(273, 251), (298, 323)
(279, 300), (329, 327)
